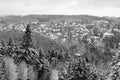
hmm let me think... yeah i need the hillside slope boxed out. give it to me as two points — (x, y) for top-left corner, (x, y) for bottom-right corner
(0, 31), (66, 53)
(0, 15), (110, 23)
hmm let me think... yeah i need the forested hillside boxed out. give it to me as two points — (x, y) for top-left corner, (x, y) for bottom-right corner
(0, 15), (120, 80)
(0, 30), (66, 54)
(0, 15), (110, 23)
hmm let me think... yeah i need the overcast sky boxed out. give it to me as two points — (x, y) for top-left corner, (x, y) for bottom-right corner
(0, 0), (120, 17)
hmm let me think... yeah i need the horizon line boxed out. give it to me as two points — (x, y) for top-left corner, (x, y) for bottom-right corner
(0, 13), (119, 18)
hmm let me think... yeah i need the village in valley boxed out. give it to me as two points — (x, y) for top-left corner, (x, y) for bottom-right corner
(0, 15), (120, 80)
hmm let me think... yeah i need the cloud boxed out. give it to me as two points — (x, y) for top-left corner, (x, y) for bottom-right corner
(78, 0), (120, 8)
(0, 0), (120, 16)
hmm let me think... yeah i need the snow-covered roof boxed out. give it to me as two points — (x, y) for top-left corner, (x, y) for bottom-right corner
(75, 53), (82, 57)
(117, 62), (120, 66)
(103, 32), (114, 38)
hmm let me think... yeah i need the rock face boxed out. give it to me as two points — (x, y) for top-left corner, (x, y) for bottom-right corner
(51, 69), (59, 80)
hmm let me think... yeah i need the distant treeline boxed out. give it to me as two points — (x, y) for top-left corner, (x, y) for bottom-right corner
(0, 15), (110, 23)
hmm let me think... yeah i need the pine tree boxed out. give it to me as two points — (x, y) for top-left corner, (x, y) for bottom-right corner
(0, 40), (6, 56)
(17, 24), (41, 80)
(8, 37), (14, 47)
(7, 37), (15, 57)
(1, 38), (18, 80)
(64, 57), (99, 80)
(1, 40), (5, 48)
(21, 24), (34, 50)
(19, 24), (33, 63)
(20, 24), (39, 63)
